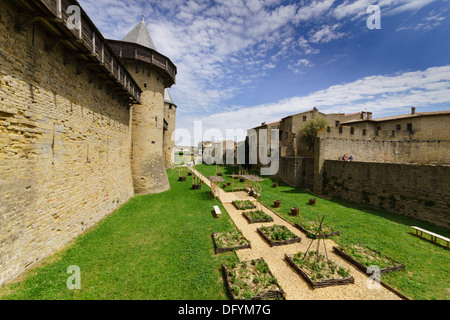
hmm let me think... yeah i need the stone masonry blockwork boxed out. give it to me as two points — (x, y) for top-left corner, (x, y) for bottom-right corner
(0, 2), (135, 286)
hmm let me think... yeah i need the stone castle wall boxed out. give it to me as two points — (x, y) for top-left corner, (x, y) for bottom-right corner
(275, 157), (314, 189)
(163, 102), (176, 168)
(0, 2), (134, 286)
(318, 137), (450, 164)
(321, 160), (450, 228)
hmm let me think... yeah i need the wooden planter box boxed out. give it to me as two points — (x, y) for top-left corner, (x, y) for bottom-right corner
(233, 201), (256, 210)
(309, 198), (317, 205)
(243, 211), (274, 224)
(222, 259), (285, 300)
(295, 223), (340, 239)
(333, 246), (405, 275)
(291, 207), (300, 216)
(273, 200), (281, 208)
(178, 176), (187, 181)
(272, 183), (278, 188)
(191, 184), (202, 190)
(285, 254), (354, 289)
(257, 227), (301, 247)
(217, 173), (223, 176)
(212, 232), (251, 254)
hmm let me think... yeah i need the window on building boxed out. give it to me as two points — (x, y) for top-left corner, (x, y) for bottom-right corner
(362, 129), (367, 136)
(303, 116), (307, 122)
(407, 123), (413, 132)
(396, 124), (401, 130)
(279, 131), (283, 140)
(335, 121), (340, 127)
(350, 127), (355, 134)
(391, 130), (396, 137)
(339, 126), (343, 134)
(327, 126), (331, 133)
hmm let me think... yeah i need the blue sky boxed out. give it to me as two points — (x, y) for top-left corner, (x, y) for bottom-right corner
(78, 0), (450, 145)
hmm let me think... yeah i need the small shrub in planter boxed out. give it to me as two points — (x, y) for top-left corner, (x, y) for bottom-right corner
(309, 198), (317, 205)
(258, 225), (301, 247)
(223, 258), (285, 300)
(233, 200), (256, 210)
(212, 231), (251, 254)
(273, 200), (281, 208)
(243, 210), (274, 223)
(333, 244), (405, 275)
(285, 251), (354, 289)
(291, 207), (300, 216)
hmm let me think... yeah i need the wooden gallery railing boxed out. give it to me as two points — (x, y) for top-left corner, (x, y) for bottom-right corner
(13, 0), (143, 104)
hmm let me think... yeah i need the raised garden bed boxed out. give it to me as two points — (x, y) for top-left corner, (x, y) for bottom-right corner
(285, 251), (354, 289)
(333, 244), (405, 275)
(222, 258), (285, 300)
(233, 200), (256, 210)
(295, 220), (340, 239)
(257, 225), (301, 247)
(243, 210), (274, 224)
(212, 231), (251, 254)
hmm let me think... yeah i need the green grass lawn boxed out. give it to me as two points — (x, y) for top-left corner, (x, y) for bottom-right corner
(0, 169), (238, 300)
(197, 164), (450, 300)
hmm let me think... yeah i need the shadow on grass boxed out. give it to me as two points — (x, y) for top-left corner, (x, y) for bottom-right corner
(409, 232), (450, 250)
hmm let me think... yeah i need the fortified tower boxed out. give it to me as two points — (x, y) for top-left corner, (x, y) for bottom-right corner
(108, 17), (177, 194)
(163, 88), (177, 168)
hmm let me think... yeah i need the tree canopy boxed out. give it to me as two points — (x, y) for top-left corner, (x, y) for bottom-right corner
(299, 116), (329, 149)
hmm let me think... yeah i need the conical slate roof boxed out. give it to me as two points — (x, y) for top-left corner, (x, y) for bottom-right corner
(122, 17), (156, 50)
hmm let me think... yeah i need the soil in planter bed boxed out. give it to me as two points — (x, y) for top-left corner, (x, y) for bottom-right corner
(259, 225), (300, 243)
(233, 200), (256, 210)
(335, 244), (404, 272)
(223, 259), (284, 300)
(243, 210), (274, 223)
(295, 219), (339, 239)
(212, 231), (251, 254)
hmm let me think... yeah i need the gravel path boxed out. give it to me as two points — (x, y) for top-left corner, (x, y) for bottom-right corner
(191, 168), (403, 300)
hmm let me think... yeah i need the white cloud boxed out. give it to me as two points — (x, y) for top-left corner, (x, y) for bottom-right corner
(178, 65), (450, 144)
(309, 24), (346, 43)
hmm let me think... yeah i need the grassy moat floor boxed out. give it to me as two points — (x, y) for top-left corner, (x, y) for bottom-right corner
(1, 165), (449, 300)
(0, 169), (238, 300)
